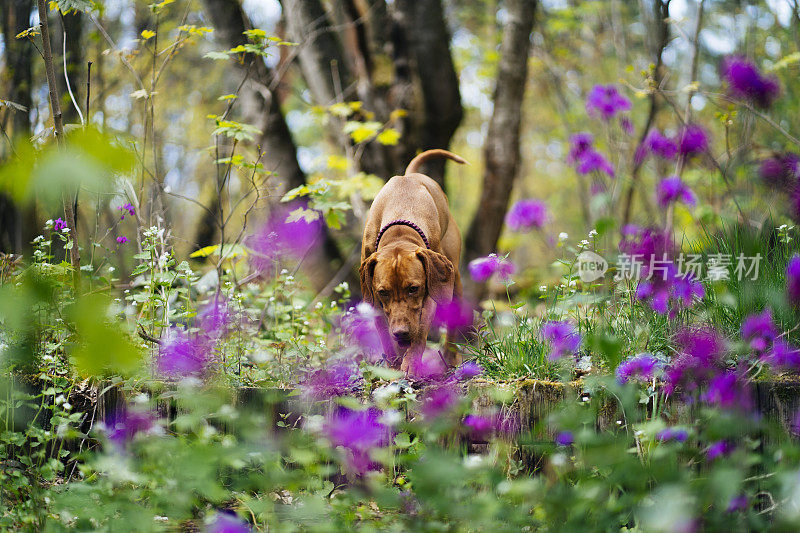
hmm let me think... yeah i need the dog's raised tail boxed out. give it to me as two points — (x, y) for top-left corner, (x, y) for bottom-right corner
(405, 149), (466, 175)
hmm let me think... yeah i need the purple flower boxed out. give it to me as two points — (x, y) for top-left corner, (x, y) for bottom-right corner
(722, 56), (780, 109)
(454, 361), (483, 381)
(299, 359), (360, 401)
(156, 329), (210, 377)
(468, 254), (515, 283)
(421, 384), (460, 418)
(787, 255), (800, 304)
(616, 354), (658, 384)
(106, 408), (157, 446)
(701, 371), (750, 410)
(53, 218), (67, 231)
(342, 303), (390, 362)
(664, 328), (725, 396)
(656, 176), (697, 208)
(576, 149), (615, 177)
(322, 407), (390, 474)
(541, 321), (581, 360)
(207, 511), (251, 533)
(505, 199), (548, 231)
(620, 116), (634, 135)
(585, 84), (631, 120)
(554, 431), (574, 446)
(707, 440), (734, 461)
(567, 132), (594, 164)
(678, 124), (709, 156)
(759, 153), (799, 190)
(246, 203), (323, 274)
(644, 129), (679, 161)
(618, 226), (671, 265)
(726, 495), (748, 513)
(763, 339), (800, 372)
(463, 414), (494, 439)
(741, 308), (777, 353)
(197, 298), (233, 339)
(406, 349), (447, 381)
(117, 203), (136, 220)
(656, 427), (689, 443)
(432, 298), (474, 329)
(116, 236), (128, 244)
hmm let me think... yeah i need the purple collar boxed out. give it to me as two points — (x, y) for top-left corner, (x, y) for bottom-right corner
(375, 220), (430, 249)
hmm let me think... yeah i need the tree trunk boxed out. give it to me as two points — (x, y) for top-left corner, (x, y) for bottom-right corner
(202, 0), (347, 290)
(0, 0), (35, 253)
(59, 11), (85, 125)
(392, 0), (463, 186)
(463, 0), (537, 297)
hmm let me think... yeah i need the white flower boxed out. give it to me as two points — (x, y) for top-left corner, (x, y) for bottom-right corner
(589, 229), (598, 237)
(379, 409), (402, 427)
(463, 455), (484, 469)
(62, 402), (72, 411)
(373, 383), (400, 403)
(551, 452), (567, 467)
(558, 232), (569, 241)
(539, 285), (547, 292)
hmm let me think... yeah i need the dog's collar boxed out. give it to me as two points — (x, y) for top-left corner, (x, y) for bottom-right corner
(375, 219), (430, 250)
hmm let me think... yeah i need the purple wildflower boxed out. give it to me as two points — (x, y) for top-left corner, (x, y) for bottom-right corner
(644, 129), (679, 161)
(759, 153), (799, 190)
(421, 383), (460, 419)
(585, 84), (631, 120)
(432, 298), (474, 330)
(116, 236), (128, 244)
(656, 176), (697, 208)
(207, 511), (251, 533)
(554, 431), (574, 446)
(53, 218), (67, 231)
(541, 321), (581, 360)
(567, 132), (594, 164)
(701, 370), (750, 411)
(156, 329), (210, 377)
(406, 349), (447, 381)
(619, 226), (671, 265)
(322, 407), (390, 474)
(505, 199), (548, 231)
(107, 408), (157, 446)
(246, 203), (323, 274)
(299, 359), (359, 401)
(787, 255), (800, 304)
(656, 427), (689, 443)
(678, 124), (709, 156)
(342, 303), (390, 362)
(117, 203), (136, 220)
(620, 116), (634, 135)
(707, 440), (734, 461)
(741, 309), (777, 353)
(454, 361), (483, 381)
(616, 354), (658, 384)
(468, 254), (515, 283)
(763, 339), (800, 372)
(197, 298), (233, 339)
(722, 56), (780, 109)
(463, 414), (494, 439)
(664, 327), (725, 396)
(576, 149), (615, 177)
(726, 495), (748, 513)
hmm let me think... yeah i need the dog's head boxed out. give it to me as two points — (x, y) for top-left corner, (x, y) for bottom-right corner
(360, 244), (454, 353)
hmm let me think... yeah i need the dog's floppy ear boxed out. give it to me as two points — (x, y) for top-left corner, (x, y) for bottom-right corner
(359, 253), (379, 305)
(416, 249), (454, 304)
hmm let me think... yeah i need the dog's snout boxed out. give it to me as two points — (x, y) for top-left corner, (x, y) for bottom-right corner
(393, 330), (412, 346)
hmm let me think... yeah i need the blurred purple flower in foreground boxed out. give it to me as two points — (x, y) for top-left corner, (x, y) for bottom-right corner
(463, 414), (494, 439)
(567, 132), (594, 164)
(541, 321), (581, 361)
(342, 303), (389, 362)
(585, 84), (631, 120)
(656, 427), (688, 443)
(577, 150), (615, 177)
(762, 339), (800, 372)
(505, 199), (548, 231)
(107, 409), (157, 446)
(454, 361), (483, 381)
(664, 327), (725, 397)
(116, 236), (128, 244)
(246, 203), (323, 274)
(421, 383), (460, 419)
(722, 56), (780, 109)
(701, 370), (750, 411)
(787, 255), (800, 305)
(323, 407), (390, 474)
(406, 349), (447, 381)
(678, 124), (709, 156)
(468, 254), (515, 283)
(432, 297), (474, 330)
(197, 297), (233, 339)
(741, 308), (777, 353)
(707, 440), (734, 461)
(656, 176), (696, 208)
(207, 511), (251, 533)
(726, 495), (748, 513)
(299, 359), (360, 401)
(759, 153), (799, 190)
(616, 354), (658, 384)
(637, 129), (678, 163)
(554, 431), (574, 446)
(156, 329), (209, 377)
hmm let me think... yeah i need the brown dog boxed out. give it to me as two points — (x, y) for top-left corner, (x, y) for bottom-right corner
(359, 149), (466, 371)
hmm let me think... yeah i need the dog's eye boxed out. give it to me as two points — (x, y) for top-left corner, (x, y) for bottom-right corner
(407, 286), (419, 295)
(377, 289), (390, 299)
